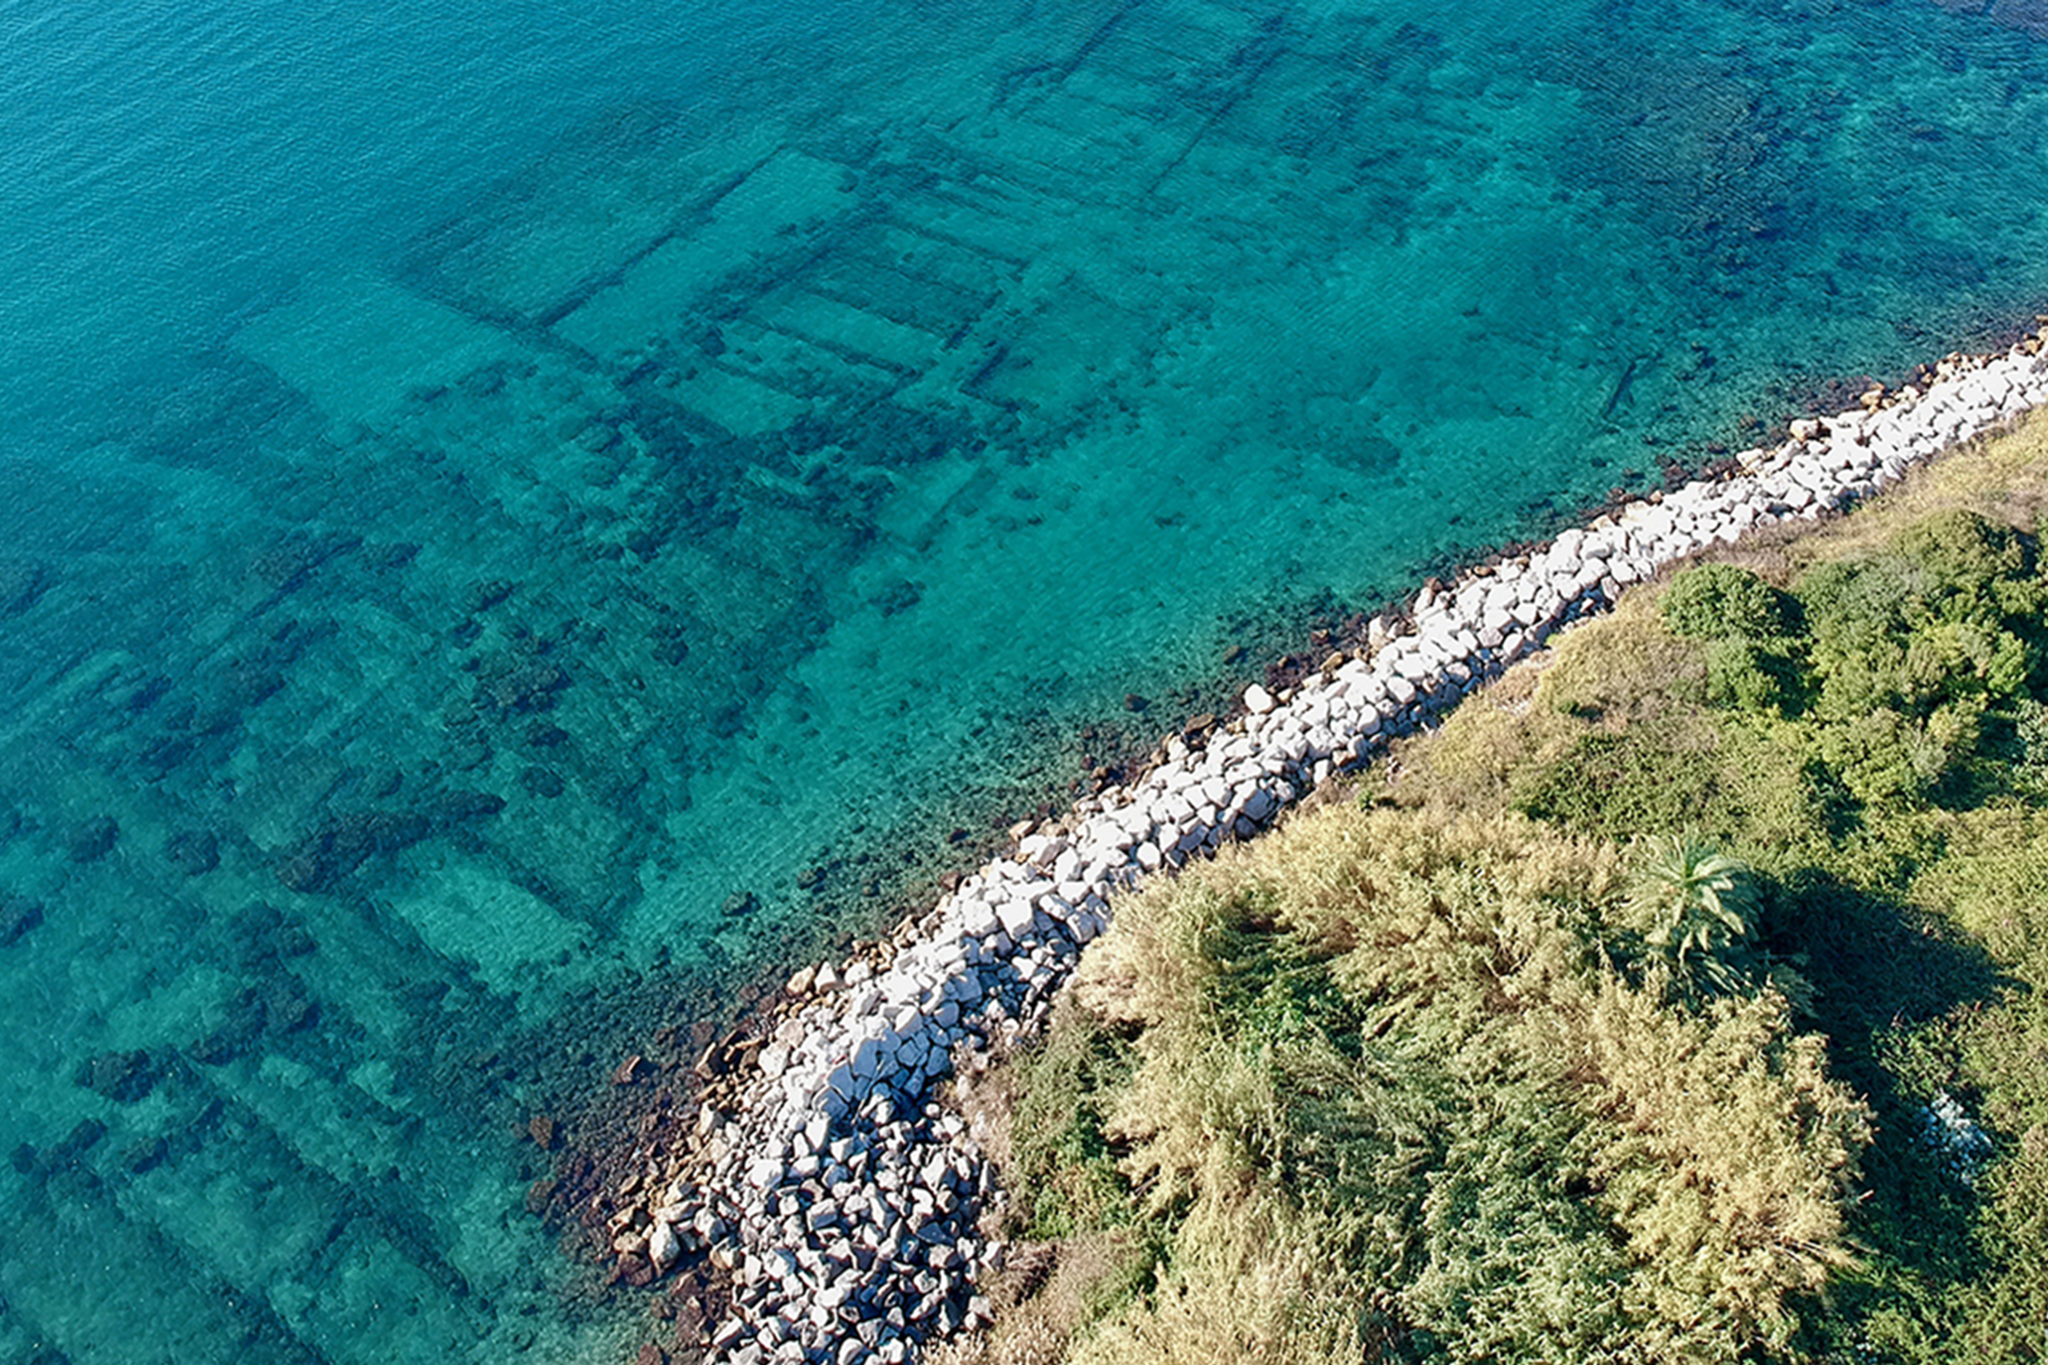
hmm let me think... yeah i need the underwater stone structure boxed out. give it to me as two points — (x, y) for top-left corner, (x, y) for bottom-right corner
(625, 336), (2048, 1364)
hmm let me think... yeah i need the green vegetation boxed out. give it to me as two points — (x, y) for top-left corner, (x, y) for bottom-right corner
(1627, 832), (1760, 994)
(1066, 811), (1865, 1364)
(978, 417), (2048, 1363)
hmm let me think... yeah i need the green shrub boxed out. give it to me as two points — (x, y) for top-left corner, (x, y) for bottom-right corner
(1799, 556), (1914, 664)
(1799, 510), (2045, 695)
(1702, 636), (1798, 714)
(1816, 706), (1933, 808)
(1508, 723), (1834, 853)
(1625, 834), (1757, 993)
(1399, 1074), (1636, 1361)
(1890, 508), (2034, 619)
(1008, 996), (1141, 1240)
(2008, 699), (2048, 798)
(1660, 563), (1795, 641)
(1512, 729), (1727, 834)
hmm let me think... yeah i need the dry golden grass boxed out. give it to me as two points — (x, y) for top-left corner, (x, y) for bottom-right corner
(928, 1233), (1156, 1365)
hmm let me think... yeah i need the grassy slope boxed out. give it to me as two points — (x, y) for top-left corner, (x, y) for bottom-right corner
(955, 413), (2048, 1365)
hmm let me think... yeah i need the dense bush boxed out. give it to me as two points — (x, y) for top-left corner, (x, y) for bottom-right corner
(1426, 469), (2048, 1360)
(1702, 635), (1800, 713)
(1020, 809), (1866, 1364)
(1797, 509), (2047, 807)
(994, 425), (2048, 1365)
(1660, 562), (1796, 641)
(1005, 995), (1140, 1242)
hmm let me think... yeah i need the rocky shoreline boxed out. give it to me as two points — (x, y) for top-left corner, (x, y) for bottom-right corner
(611, 330), (2048, 1365)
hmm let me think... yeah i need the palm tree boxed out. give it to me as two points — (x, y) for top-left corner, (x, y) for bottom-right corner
(1627, 834), (1757, 992)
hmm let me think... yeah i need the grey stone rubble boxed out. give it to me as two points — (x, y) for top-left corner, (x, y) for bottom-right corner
(650, 339), (2048, 1365)
(1919, 1091), (1995, 1187)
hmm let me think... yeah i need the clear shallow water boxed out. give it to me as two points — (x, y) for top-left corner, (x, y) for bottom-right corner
(3, 0), (2048, 1359)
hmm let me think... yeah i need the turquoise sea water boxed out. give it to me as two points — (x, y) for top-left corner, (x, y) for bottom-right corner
(4, 0), (2048, 1359)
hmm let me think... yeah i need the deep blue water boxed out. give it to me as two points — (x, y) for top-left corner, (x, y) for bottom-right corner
(4, 0), (2048, 1359)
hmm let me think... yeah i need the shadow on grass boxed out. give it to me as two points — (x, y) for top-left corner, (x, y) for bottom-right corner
(1764, 866), (2011, 1356)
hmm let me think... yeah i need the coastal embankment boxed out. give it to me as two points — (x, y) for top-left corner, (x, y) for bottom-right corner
(612, 329), (2048, 1365)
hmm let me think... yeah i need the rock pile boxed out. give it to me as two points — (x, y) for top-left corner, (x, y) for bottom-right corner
(634, 336), (2048, 1364)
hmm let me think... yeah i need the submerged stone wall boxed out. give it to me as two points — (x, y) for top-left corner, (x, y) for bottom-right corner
(634, 336), (2048, 1365)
